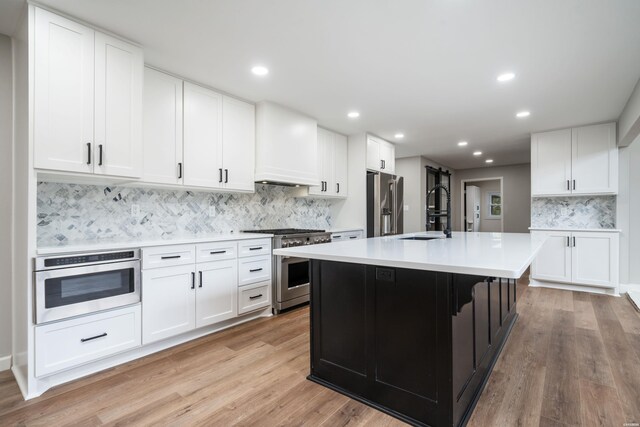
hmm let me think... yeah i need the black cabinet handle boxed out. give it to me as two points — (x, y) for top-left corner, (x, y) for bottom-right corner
(383, 160), (386, 169)
(380, 159), (384, 169)
(199, 271), (203, 288)
(219, 168), (223, 183)
(81, 332), (107, 343)
(210, 250), (226, 255)
(572, 236), (576, 247)
(224, 169), (228, 183)
(249, 294), (263, 300)
(98, 144), (103, 166)
(250, 268), (263, 273)
(161, 255), (181, 260)
(349, 236), (357, 239)
(336, 183), (340, 193)
(567, 180), (570, 190)
(191, 272), (195, 289)
(333, 235), (342, 239)
(249, 247), (263, 251)
(178, 162), (183, 179)
(566, 236), (570, 247)
(87, 143), (92, 165)
(573, 180), (576, 190)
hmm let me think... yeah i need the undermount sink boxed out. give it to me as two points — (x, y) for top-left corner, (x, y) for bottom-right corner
(399, 236), (443, 241)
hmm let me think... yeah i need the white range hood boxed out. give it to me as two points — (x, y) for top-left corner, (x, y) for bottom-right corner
(255, 101), (320, 186)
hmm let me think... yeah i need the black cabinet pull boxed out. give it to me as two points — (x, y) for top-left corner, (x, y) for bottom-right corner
(178, 162), (183, 179)
(210, 250), (226, 255)
(572, 236), (576, 247)
(381, 159), (384, 169)
(336, 183), (340, 193)
(98, 144), (103, 166)
(383, 160), (386, 169)
(573, 180), (576, 190)
(199, 271), (203, 288)
(224, 169), (228, 183)
(191, 272), (195, 289)
(333, 235), (342, 239)
(349, 236), (357, 239)
(87, 143), (92, 165)
(161, 255), (181, 260)
(250, 268), (263, 273)
(249, 294), (263, 300)
(566, 236), (570, 247)
(249, 247), (263, 251)
(81, 332), (107, 343)
(567, 180), (570, 190)
(219, 168), (223, 183)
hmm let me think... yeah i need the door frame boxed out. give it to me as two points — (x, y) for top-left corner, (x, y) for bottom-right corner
(460, 177), (504, 232)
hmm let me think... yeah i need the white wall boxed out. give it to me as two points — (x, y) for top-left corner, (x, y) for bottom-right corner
(472, 180), (502, 232)
(0, 34), (13, 367)
(453, 164), (531, 233)
(619, 77), (640, 147)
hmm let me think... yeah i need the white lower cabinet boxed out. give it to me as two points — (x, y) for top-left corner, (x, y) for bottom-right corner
(238, 282), (271, 315)
(331, 229), (364, 242)
(196, 260), (238, 328)
(35, 305), (141, 377)
(531, 230), (619, 289)
(238, 256), (271, 286)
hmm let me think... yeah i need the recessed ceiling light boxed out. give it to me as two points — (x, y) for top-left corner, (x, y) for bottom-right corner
(261, 181), (268, 184)
(251, 65), (269, 76)
(516, 111), (530, 118)
(458, 141), (468, 146)
(497, 72), (515, 82)
(486, 159), (494, 163)
(473, 151), (482, 156)
(347, 111), (360, 118)
(394, 133), (404, 139)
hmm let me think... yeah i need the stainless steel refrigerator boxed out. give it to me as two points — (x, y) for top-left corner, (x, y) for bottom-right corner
(367, 172), (404, 237)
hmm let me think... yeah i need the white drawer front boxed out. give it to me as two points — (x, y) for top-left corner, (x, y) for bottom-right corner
(35, 305), (141, 377)
(142, 244), (195, 269)
(238, 239), (271, 258)
(238, 256), (271, 286)
(238, 282), (271, 314)
(196, 241), (237, 263)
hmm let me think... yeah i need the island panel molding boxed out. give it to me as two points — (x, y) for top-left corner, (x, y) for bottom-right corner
(530, 195), (616, 229)
(36, 182), (333, 246)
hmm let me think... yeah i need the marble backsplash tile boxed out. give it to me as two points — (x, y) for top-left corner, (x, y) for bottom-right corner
(530, 196), (616, 229)
(37, 182), (334, 246)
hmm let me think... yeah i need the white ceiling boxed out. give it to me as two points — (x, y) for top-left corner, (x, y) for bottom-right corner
(3, 0), (640, 169)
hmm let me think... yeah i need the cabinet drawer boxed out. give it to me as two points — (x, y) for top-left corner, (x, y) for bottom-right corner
(142, 244), (195, 269)
(238, 256), (272, 286)
(196, 241), (237, 263)
(238, 239), (271, 258)
(35, 305), (141, 377)
(239, 282), (271, 314)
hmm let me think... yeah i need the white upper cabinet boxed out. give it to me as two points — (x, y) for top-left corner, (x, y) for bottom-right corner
(183, 82), (224, 188)
(34, 8), (95, 174)
(571, 123), (617, 195)
(94, 33), (143, 178)
(33, 7), (143, 178)
(366, 136), (395, 174)
(309, 127), (347, 198)
(531, 122), (617, 196)
(222, 96), (256, 192)
(143, 67), (184, 185)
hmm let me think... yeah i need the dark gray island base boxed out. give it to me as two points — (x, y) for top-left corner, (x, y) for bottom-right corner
(309, 260), (518, 427)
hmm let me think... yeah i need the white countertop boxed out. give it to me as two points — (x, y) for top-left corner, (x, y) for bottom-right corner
(529, 227), (621, 233)
(273, 231), (546, 279)
(37, 233), (274, 255)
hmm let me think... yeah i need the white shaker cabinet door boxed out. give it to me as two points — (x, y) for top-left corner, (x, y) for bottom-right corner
(366, 137), (381, 172)
(380, 141), (395, 174)
(334, 133), (348, 197)
(183, 82), (224, 188)
(94, 32), (143, 178)
(195, 260), (238, 328)
(571, 123), (617, 195)
(531, 129), (572, 196)
(34, 8), (95, 173)
(309, 128), (331, 195)
(531, 231), (572, 283)
(222, 96), (255, 192)
(142, 265), (196, 344)
(571, 232), (618, 288)
(143, 67), (184, 185)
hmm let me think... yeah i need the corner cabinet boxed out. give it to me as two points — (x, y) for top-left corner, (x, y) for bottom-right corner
(531, 230), (619, 289)
(309, 128), (348, 198)
(366, 135), (395, 174)
(531, 123), (617, 196)
(34, 7), (143, 178)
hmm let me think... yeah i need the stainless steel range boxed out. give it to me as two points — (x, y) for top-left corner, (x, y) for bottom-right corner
(242, 228), (331, 313)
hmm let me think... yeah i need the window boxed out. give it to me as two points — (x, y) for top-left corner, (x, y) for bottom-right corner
(487, 192), (502, 219)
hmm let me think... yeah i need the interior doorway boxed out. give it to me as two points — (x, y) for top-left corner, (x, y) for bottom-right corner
(460, 177), (504, 232)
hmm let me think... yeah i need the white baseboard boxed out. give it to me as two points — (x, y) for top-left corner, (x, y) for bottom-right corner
(529, 279), (619, 296)
(619, 283), (640, 294)
(0, 355), (11, 371)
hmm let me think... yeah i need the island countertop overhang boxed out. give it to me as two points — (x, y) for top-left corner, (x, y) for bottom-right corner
(273, 231), (546, 279)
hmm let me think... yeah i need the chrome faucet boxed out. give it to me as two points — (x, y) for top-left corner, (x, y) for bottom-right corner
(426, 184), (452, 238)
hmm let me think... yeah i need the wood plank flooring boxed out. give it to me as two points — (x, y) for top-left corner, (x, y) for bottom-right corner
(1, 283), (639, 426)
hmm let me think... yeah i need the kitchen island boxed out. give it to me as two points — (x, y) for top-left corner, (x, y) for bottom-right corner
(274, 231), (545, 427)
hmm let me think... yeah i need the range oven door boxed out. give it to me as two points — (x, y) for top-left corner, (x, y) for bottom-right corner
(277, 256), (311, 302)
(35, 260), (141, 324)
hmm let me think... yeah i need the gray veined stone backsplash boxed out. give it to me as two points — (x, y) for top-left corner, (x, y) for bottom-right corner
(37, 182), (334, 246)
(530, 196), (616, 229)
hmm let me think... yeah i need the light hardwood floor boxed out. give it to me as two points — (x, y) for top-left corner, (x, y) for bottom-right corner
(1, 283), (639, 426)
